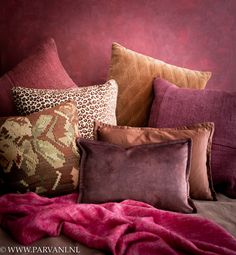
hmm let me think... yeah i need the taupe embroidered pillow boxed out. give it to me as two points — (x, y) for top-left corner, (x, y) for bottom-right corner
(108, 42), (212, 127)
(12, 80), (118, 139)
(0, 101), (79, 196)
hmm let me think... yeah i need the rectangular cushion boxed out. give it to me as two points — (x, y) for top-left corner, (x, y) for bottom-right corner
(12, 80), (118, 139)
(77, 138), (196, 213)
(149, 78), (236, 198)
(94, 121), (216, 200)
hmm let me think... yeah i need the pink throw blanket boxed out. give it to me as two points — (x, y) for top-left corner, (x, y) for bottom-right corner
(0, 192), (236, 255)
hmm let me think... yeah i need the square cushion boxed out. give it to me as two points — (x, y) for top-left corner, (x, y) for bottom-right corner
(77, 138), (196, 213)
(0, 38), (77, 116)
(12, 80), (118, 139)
(108, 42), (211, 127)
(149, 78), (236, 198)
(94, 121), (216, 200)
(0, 101), (79, 196)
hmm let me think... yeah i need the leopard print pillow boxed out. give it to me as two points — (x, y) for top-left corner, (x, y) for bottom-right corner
(12, 80), (118, 139)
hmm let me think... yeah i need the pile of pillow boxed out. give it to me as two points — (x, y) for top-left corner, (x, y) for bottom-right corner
(0, 38), (235, 214)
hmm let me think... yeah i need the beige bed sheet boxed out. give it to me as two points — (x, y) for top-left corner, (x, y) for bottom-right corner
(193, 193), (236, 237)
(0, 194), (235, 255)
(0, 229), (104, 255)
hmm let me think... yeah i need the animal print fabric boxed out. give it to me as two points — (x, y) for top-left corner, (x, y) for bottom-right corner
(12, 80), (118, 139)
(0, 101), (79, 196)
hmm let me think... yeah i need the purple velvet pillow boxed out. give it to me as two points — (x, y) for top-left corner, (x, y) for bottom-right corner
(149, 78), (236, 198)
(0, 38), (77, 116)
(77, 138), (196, 213)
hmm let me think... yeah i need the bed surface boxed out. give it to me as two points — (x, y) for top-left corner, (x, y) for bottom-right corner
(193, 194), (236, 238)
(0, 194), (235, 255)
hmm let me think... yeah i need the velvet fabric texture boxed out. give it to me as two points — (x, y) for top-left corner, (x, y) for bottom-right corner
(94, 121), (216, 200)
(0, 101), (79, 196)
(1, 193), (236, 255)
(108, 42), (211, 127)
(0, 38), (77, 117)
(77, 138), (195, 213)
(149, 78), (236, 198)
(12, 80), (118, 139)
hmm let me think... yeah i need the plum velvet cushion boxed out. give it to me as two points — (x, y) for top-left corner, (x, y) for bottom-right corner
(0, 38), (77, 117)
(77, 138), (196, 213)
(12, 80), (118, 139)
(108, 42), (211, 127)
(94, 121), (216, 200)
(0, 101), (79, 196)
(149, 78), (236, 198)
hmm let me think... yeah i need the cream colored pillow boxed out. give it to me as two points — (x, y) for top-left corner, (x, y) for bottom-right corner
(108, 43), (211, 127)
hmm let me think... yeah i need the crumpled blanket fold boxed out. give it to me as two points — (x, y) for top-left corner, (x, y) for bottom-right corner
(0, 192), (235, 255)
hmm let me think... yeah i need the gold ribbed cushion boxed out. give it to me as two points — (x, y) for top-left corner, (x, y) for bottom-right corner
(108, 43), (212, 127)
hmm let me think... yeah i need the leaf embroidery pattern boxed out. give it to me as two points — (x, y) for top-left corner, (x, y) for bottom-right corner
(0, 102), (79, 194)
(33, 139), (65, 168)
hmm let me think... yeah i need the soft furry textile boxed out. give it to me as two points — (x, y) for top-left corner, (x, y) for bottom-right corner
(0, 192), (236, 255)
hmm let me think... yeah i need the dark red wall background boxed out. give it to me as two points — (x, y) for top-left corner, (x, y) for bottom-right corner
(1, 0), (236, 91)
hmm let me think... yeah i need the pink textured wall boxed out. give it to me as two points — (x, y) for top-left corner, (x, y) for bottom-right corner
(0, 0), (236, 91)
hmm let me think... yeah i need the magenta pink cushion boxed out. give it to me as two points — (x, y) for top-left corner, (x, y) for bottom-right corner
(0, 38), (77, 116)
(149, 78), (236, 198)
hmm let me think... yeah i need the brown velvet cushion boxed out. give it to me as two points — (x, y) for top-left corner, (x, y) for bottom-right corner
(0, 101), (79, 196)
(77, 138), (196, 213)
(108, 42), (211, 127)
(94, 121), (216, 201)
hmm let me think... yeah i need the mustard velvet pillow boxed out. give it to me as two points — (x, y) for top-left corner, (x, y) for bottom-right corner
(108, 43), (211, 127)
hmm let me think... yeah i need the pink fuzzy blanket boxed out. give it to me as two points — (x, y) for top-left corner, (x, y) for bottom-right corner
(0, 192), (235, 255)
